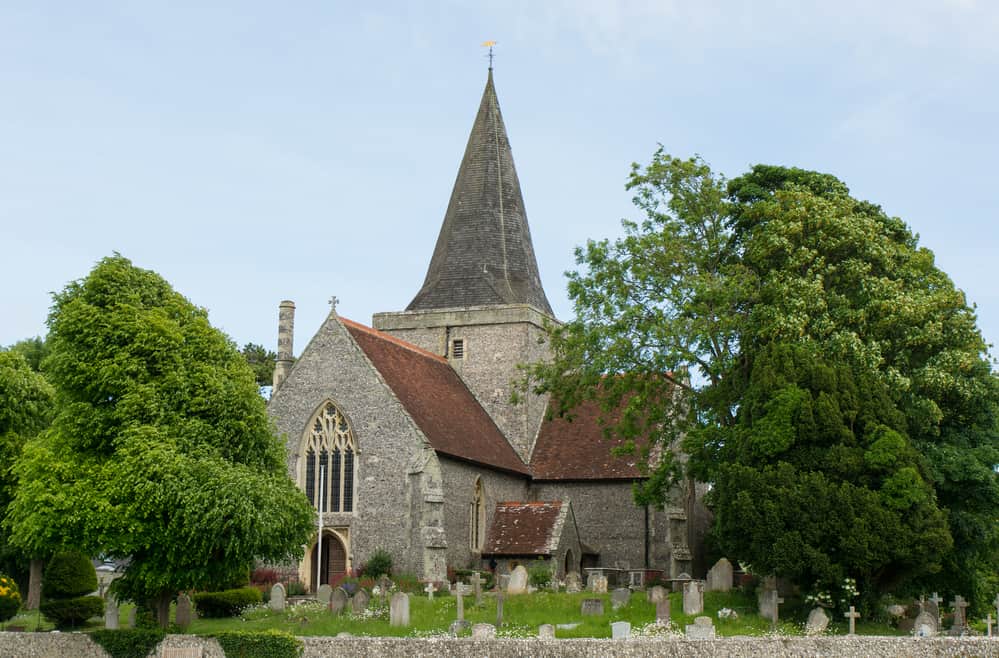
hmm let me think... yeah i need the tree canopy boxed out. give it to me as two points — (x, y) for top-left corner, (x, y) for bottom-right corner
(3, 255), (315, 624)
(240, 343), (278, 388)
(530, 150), (999, 610)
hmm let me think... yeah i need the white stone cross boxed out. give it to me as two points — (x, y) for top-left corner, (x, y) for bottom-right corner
(844, 606), (860, 636)
(424, 582), (436, 601)
(930, 592), (943, 608)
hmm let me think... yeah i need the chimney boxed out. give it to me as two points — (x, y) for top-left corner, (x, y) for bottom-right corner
(273, 300), (295, 390)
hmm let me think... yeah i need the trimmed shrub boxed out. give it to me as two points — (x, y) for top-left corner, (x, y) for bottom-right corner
(42, 551), (98, 598)
(39, 594), (104, 627)
(213, 630), (303, 658)
(91, 629), (167, 658)
(361, 549), (393, 578)
(285, 580), (306, 596)
(192, 587), (262, 618)
(528, 558), (552, 588)
(0, 574), (21, 622)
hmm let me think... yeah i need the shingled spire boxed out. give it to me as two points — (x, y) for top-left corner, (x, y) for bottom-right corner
(406, 70), (553, 315)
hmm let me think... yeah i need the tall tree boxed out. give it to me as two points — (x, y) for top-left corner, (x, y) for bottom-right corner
(6, 336), (50, 373)
(4, 255), (315, 625)
(240, 343), (278, 388)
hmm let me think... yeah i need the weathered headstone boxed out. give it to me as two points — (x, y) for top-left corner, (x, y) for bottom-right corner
(758, 584), (778, 621)
(538, 623), (555, 639)
(913, 610), (937, 637)
(656, 598), (671, 623)
(377, 574), (392, 597)
(706, 557), (733, 592)
(449, 620), (471, 636)
(611, 587), (630, 611)
(496, 590), (504, 627)
(389, 592), (409, 627)
(987, 613), (993, 638)
(507, 565), (529, 594)
(316, 584), (333, 606)
(470, 572), (485, 606)
(611, 620), (631, 639)
(329, 588), (348, 615)
(498, 574), (510, 591)
(929, 592), (943, 625)
(588, 573), (608, 594)
(647, 585), (667, 603)
(672, 572), (691, 593)
(844, 606), (860, 636)
(351, 588), (370, 614)
(682, 580), (704, 615)
(104, 595), (119, 630)
(581, 598), (604, 616)
(951, 595), (969, 634)
(424, 582), (436, 601)
(175, 593), (193, 629)
(565, 572), (582, 593)
(472, 622), (496, 639)
(805, 607), (830, 635)
(269, 583), (286, 611)
(455, 583), (470, 621)
(685, 616), (716, 639)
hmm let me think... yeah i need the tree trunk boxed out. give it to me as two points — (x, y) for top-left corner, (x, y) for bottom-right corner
(155, 591), (172, 628)
(26, 559), (43, 610)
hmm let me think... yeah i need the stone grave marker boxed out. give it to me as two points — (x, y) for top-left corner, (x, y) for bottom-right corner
(316, 584), (333, 607)
(351, 588), (370, 614)
(611, 587), (630, 611)
(844, 606), (860, 636)
(805, 607), (830, 635)
(758, 584), (778, 621)
(588, 573), (608, 594)
(472, 623), (496, 639)
(771, 591), (785, 631)
(450, 620), (471, 636)
(647, 585), (667, 603)
(175, 593), (193, 629)
(329, 588), (348, 615)
(376, 574), (392, 597)
(424, 582), (436, 601)
(913, 610), (937, 637)
(104, 595), (119, 630)
(269, 583), (286, 611)
(951, 595), (969, 634)
(565, 571), (582, 593)
(706, 557), (733, 592)
(498, 574), (510, 591)
(128, 606), (136, 629)
(682, 580), (704, 615)
(929, 592), (943, 624)
(389, 592), (409, 627)
(507, 565), (529, 594)
(455, 583), (470, 621)
(987, 613), (993, 638)
(581, 598), (604, 616)
(685, 616), (716, 639)
(538, 623), (555, 639)
(656, 598), (671, 623)
(672, 572), (691, 593)
(470, 571), (485, 606)
(611, 620), (631, 639)
(496, 590), (504, 627)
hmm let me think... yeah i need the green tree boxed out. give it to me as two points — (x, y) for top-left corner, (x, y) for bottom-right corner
(6, 336), (50, 373)
(240, 343), (278, 388)
(4, 255), (316, 626)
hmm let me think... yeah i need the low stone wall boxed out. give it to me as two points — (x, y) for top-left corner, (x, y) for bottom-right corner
(0, 633), (996, 658)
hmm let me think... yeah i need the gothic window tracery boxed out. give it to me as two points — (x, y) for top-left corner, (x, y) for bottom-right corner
(303, 402), (357, 513)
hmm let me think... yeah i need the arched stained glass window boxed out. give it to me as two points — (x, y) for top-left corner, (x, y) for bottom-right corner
(303, 402), (357, 513)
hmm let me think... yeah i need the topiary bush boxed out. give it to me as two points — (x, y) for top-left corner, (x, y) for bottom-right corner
(213, 630), (303, 658)
(0, 574), (21, 622)
(361, 549), (393, 578)
(42, 551), (98, 599)
(192, 587), (262, 618)
(39, 594), (104, 627)
(91, 628), (167, 658)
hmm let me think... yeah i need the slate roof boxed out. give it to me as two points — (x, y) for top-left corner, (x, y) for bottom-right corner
(341, 317), (529, 476)
(529, 399), (645, 481)
(407, 69), (553, 315)
(482, 501), (567, 556)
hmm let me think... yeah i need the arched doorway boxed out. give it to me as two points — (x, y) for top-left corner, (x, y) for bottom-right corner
(564, 549), (575, 576)
(311, 532), (347, 591)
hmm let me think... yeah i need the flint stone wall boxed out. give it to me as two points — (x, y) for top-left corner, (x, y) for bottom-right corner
(2, 634), (997, 658)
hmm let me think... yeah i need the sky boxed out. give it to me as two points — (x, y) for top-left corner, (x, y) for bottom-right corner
(2, 2), (997, 363)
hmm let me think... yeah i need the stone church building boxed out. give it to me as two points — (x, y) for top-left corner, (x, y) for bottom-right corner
(267, 69), (704, 590)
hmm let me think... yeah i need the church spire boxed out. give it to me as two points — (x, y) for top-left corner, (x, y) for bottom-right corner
(406, 70), (554, 316)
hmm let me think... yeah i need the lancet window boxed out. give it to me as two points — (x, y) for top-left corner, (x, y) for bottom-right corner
(469, 477), (485, 551)
(303, 402), (356, 513)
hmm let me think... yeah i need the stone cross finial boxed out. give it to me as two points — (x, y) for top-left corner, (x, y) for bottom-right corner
(844, 606), (861, 635)
(424, 582), (436, 601)
(930, 592), (943, 607)
(328, 296), (339, 311)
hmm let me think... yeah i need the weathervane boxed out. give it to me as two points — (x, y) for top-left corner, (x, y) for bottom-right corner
(482, 40), (497, 70)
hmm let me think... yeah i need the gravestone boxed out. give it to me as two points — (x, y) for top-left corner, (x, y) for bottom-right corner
(805, 607), (830, 635)
(269, 583), (286, 611)
(682, 580), (704, 615)
(685, 616), (716, 639)
(377, 574), (392, 597)
(104, 595), (119, 630)
(611, 621), (631, 639)
(656, 598), (671, 623)
(389, 592), (409, 627)
(450, 620), (471, 635)
(928, 592), (943, 625)
(538, 623), (555, 639)
(470, 572), (485, 606)
(647, 585), (667, 603)
(950, 596), (969, 634)
(175, 593), (193, 629)
(316, 584), (333, 606)
(472, 623), (496, 639)
(587, 573), (608, 594)
(913, 610), (937, 637)
(329, 588), (348, 615)
(987, 613), (993, 638)
(706, 557), (733, 592)
(581, 598), (604, 616)
(498, 574), (510, 591)
(844, 606), (860, 636)
(758, 585), (778, 621)
(565, 572), (582, 593)
(128, 606), (136, 629)
(611, 588), (630, 611)
(424, 582), (436, 600)
(496, 591), (504, 627)
(507, 565), (529, 594)
(351, 588), (370, 614)
(455, 583), (470, 621)
(672, 572), (691, 593)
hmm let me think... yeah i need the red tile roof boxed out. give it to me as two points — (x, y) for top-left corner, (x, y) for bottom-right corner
(342, 317), (529, 476)
(483, 501), (565, 555)
(529, 399), (644, 480)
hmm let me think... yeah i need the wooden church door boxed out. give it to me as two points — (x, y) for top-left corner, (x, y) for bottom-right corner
(312, 533), (348, 590)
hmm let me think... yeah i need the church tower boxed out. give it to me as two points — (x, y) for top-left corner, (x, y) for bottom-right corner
(373, 69), (553, 462)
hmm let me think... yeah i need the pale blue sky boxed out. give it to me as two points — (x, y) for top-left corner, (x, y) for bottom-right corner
(2, 2), (997, 362)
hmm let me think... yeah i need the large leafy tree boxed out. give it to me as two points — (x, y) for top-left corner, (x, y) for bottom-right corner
(530, 150), (999, 609)
(4, 255), (315, 625)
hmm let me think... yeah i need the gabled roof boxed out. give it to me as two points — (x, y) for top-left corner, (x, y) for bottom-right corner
(406, 69), (553, 315)
(341, 317), (529, 476)
(529, 399), (644, 480)
(482, 501), (567, 556)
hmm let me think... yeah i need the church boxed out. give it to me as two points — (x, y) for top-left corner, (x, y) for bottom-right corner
(266, 68), (705, 591)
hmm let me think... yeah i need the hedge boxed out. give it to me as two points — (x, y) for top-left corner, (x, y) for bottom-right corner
(40, 594), (104, 627)
(213, 630), (303, 658)
(90, 629), (167, 658)
(192, 587), (262, 618)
